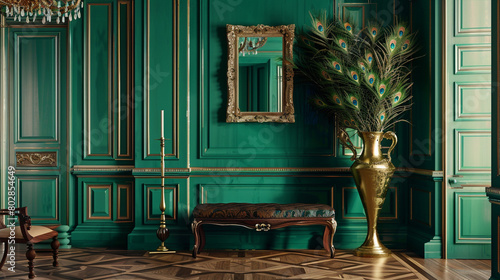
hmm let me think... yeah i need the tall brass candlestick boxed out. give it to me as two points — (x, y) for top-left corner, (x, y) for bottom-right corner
(149, 116), (175, 254)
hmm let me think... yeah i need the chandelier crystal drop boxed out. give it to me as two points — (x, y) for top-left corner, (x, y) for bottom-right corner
(1, 0), (83, 24)
(238, 37), (267, 56)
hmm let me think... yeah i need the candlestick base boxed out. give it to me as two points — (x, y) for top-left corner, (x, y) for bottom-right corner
(149, 248), (176, 254)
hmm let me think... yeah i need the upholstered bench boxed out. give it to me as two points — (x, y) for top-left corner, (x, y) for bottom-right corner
(191, 203), (337, 258)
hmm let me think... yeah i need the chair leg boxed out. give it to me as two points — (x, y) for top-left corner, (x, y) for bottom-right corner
(26, 242), (36, 279)
(51, 237), (60, 267)
(0, 242), (7, 269)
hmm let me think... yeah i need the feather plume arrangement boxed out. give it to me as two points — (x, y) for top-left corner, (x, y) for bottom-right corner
(294, 12), (419, 132)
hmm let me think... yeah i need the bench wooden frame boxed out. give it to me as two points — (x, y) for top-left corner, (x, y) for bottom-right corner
(191, 217), (337, 258)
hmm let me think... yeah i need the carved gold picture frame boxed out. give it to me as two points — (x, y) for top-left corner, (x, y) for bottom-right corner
(226, 24), (295, 123)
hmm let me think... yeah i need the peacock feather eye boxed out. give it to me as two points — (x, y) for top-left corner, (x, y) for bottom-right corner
(301, 35), (312, 46)
(351, 71), (358, 81)
(398, 27), (405, 37)
(315, 98), (326, 106)
(344, 23), (352, 32)
(367, 53), (373, 63)
(390, 39), (397, 50)
(394, 92), (402, 103)
(317, 21), (324, 32)
(379, 112), (386, 122)
(333, 95), (342, 105)
(368, 74), (375, 85)
(344, 120), (350, 126)
(339, 39), (347, 50)
(379, 84), (386, 95)
(333, 61), (342, 72)
(350, 96), (359, 107)
(322, 70), (331, 80)
(402, 39), (410, 50)
(359, 62), (366, 71)
(350, 119), (356, 126)
(371, 27), (377, 37)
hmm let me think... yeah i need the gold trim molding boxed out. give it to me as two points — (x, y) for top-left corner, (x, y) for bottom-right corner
(86, 184), (112, 220)
(16, 152), (57, 167)
(117, 183), (133, 222)
(226, 24), (295, 123)
(72, 165), (134, 172)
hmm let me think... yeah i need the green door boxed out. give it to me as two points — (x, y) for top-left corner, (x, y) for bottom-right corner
(8, 27), (68, 233)
(445, 0), (491, 259)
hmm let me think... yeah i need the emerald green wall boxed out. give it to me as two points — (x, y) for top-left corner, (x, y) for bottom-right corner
(3, 0), (451, 257)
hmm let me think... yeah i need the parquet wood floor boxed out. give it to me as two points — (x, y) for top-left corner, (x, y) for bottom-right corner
(0, 248), (490, 279)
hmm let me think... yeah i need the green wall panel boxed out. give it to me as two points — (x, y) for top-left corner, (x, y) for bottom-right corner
(342, 187), (365, 219)
(407, 177), (442, 259)
(16, 36), (58, 142)
(455, 130), (491, 174)
(72, 177), (134, 248)
(85, 3), (113, 158)
(410, 186), (432, 228)
(455, 44), (491, 74)
(456, 0), (491, 35)
(144, 185), (177, 223)
(455, 82), (491, 120)
(117, 184), (133, 221)
(144, 0), (176, 159)
(117, 1), (133, 159)
(199, 184), (332, 206)
(86, 184), (112, 220)
(18, 176), (58, 221)
(455, 193), (491, 243)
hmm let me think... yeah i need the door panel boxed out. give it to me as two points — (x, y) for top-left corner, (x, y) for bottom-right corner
(446, 0), (491, 259)
(9, 28), (67, 227)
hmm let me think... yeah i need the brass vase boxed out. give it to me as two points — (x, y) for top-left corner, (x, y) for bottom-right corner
(339, 130), (398, 257)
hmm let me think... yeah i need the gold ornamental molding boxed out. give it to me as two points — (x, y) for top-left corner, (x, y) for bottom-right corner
(16, 152), (57, 167)
(72, 165), (134, 172)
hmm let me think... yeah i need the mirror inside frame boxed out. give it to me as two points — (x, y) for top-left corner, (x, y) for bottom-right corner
(226, 24), (295, 123)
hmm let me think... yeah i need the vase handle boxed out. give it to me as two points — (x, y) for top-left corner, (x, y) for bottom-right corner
(383, 131), (398, 161)
(338, 128), (357, 161)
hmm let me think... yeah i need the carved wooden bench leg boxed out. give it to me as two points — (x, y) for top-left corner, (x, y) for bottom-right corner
(323, 219), (336, 258)
(198, 224), (206, 253)
(192, 220), (202, 258)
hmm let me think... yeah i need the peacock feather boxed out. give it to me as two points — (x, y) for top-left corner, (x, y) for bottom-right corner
(293, 13), (419, 132)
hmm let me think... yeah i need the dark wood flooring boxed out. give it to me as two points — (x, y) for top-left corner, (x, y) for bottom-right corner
(0, 248), (491, 279)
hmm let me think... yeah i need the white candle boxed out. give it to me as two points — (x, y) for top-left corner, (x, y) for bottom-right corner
(161, 110), (164, 139)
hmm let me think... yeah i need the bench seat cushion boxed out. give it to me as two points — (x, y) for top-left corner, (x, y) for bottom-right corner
(193, 203), (335, 219)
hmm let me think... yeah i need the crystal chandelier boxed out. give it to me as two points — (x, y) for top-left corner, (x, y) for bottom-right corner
(239, 37), (267, 56)
(1, 0), (84, 24)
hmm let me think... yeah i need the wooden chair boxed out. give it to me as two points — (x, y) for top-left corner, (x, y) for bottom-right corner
(0, 207), (59, 279)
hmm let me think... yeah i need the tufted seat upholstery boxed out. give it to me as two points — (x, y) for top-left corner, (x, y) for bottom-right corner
(193, 203), (335, 219)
